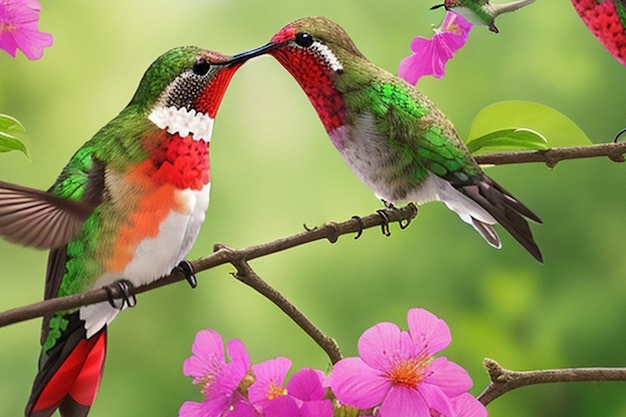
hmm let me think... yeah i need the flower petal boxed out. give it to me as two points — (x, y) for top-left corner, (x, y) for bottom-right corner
(451, 393), (488, 417)
(417, 383), (455, 417)
(329, 357), (390, 409)
(379, 385), (430, 417)
(287, 368), (327, 401)
(249, 357), (291, 406)
(423, 357), (472, 397)
(179, 401), (203, 417)
(301, 399), (334, 417)
(358, 322), (416, 371)
(227, 399), (261, 417)
(227, 338), (251, 369)
(183, 329), (225, 380)
(262, 395), (300, 417)
(407, 308), (451, 355)
(398, 12), (471, 84)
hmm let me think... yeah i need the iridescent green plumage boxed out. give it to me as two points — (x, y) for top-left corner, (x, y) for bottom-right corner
(232, 16), (542, 261)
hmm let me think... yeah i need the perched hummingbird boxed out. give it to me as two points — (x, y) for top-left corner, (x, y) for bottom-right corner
(431, 0), (537, 33)
(0, 46), (244, 417)
(230, 16), (543, 261)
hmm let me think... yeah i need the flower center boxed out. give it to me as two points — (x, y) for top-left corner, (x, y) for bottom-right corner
(387, 354), (432, 389)
(267, 381), (288, 400)
(0, 22), (16, 33)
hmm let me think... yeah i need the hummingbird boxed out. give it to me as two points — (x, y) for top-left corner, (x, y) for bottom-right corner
(230, 16), (543, 262)
(0, 46), (245, 417)
(430, 0), (537, 33)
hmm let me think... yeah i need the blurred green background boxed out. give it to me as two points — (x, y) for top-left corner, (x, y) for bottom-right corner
(2, 1), (626, 416)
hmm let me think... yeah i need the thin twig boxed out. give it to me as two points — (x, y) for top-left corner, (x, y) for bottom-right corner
(475, 141), (626, 168)
(0, 204), (418, 328)
(219, 245), (342, 364)
(478, 358), (626, 405)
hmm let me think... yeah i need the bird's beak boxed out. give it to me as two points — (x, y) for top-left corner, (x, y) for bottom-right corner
(229, 42), (279, 64)
(430, 3), (446, 10)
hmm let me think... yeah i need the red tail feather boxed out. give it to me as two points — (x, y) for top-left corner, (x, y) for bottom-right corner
(27, 328), (107, 417)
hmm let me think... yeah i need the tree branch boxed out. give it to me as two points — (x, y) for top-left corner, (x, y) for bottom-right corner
(478, 358), (626, 405)
(474, 141), (626, 168)
(0, 203), (418, 329)
(220, 246), (343, 364)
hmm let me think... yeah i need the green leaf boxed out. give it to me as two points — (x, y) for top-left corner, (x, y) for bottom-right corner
(467, 100), (591, 153)
(466, 128), (548, 154)
(0, 114), (30, 158)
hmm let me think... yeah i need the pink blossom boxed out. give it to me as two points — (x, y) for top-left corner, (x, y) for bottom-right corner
(249, 357), (292, 411)
(180, 329), (252, 417)
(249, 359), (332, 417)
(0, 0), (53, 60)
(398, 12), (472, 84)
(329, 308), (474, 417)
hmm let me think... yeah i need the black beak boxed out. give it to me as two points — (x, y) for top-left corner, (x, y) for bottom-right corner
(430, 3), (446, 10)
(229, 42), (279, 64)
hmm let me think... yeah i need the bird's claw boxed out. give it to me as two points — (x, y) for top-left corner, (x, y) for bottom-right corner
(614, 127), (626, 143)
(376, 209), (392, 237)
(104, 279), (136, 310)
(351, 215), (364, 239)
(177, 260), (197, 289)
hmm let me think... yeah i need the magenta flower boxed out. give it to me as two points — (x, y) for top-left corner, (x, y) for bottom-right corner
(249, 357), (292, 410)
(398, 11), (473, 84)
(249, 359), (332, 417)
(180, 329), (253, 417)
(329, 308), (474, 417)
(0, 0), (53, 60)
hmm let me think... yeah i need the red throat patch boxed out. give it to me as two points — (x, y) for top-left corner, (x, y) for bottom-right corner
(194, 64), (242, 118)
(271, 47), (346, 133)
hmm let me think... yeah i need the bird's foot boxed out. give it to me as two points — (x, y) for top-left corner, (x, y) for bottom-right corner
(351, 215), (364, 239)
(176, 260), (197, 289)
(104, 279), (136, 310)
(614, 127), (626, 143)
(376, 209), (392, 237)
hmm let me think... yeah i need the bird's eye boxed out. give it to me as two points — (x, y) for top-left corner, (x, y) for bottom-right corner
(295, 32), (314, 48)
(192, 58), (211, 76)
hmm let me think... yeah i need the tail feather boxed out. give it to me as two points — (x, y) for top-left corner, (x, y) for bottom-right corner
(459, 176), (543, 263)
(26, 313), (107, 417)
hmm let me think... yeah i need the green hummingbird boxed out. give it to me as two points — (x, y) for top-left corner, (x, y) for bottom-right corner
(431, 0), (537, 33)
(0, 46), (245, 417)
(231, 16), (543, 262)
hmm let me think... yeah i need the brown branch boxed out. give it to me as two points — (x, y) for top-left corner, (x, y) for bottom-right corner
(220, 245), (342, 364)
(478, 358), (626, 405)
(0, 203), (418, 329)
(474, 141), (626, 168)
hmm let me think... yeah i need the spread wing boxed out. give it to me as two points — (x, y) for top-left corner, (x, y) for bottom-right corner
(0, 160), (105, 249)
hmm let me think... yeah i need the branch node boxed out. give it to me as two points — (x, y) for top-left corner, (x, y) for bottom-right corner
(483, 358), (509, 381)
(322, 221), (341, 244)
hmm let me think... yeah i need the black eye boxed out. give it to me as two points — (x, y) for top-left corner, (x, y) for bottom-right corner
(295, 32), (314, 48)
(192, 58), (211, 76)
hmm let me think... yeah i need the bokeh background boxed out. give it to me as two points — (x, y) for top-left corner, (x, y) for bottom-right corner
(1, 1), (626, 416)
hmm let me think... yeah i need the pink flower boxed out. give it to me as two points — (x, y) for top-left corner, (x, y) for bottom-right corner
(398, 11), (472, 84)
(0, 0), (53, 60)
(249, 357), (292, 410)
(180, 329), (253, 417)
(329, 308), (475, 417)
(249, 359), (332, 417)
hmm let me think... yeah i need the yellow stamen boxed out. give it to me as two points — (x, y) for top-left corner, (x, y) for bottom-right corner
(386, 354), (433, 389)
